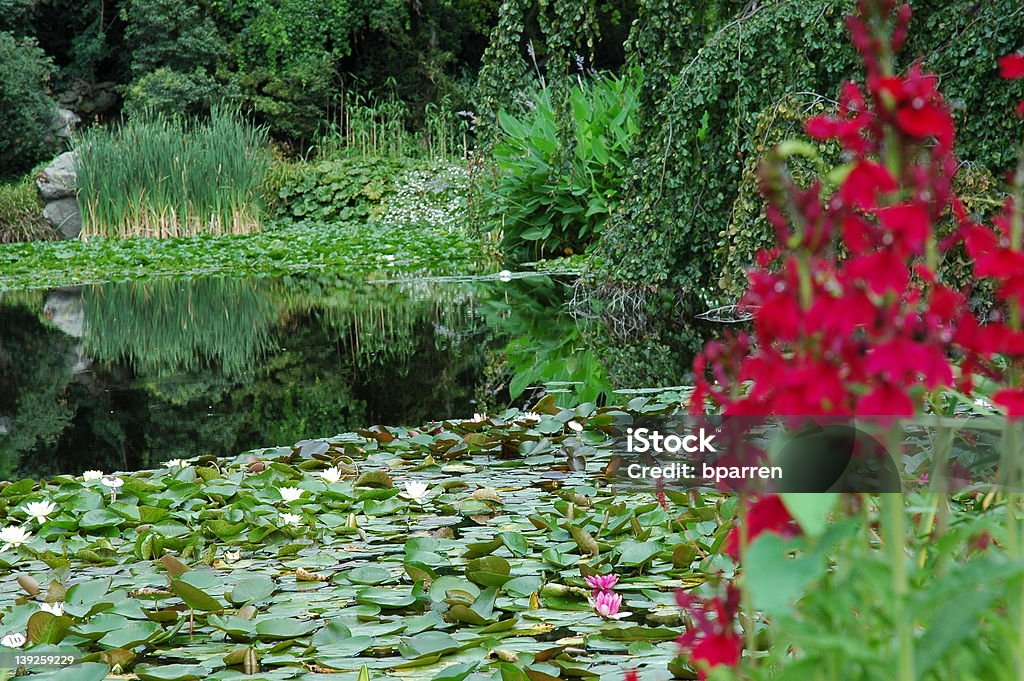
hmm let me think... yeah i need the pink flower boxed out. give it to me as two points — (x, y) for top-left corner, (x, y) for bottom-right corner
(590, 591), (623, 618)
(585, 574), (619, 595)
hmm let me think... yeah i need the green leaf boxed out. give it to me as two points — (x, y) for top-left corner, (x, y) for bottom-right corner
(616, 540), (661, 567)
(227, 577), (276, 606)
(169, 580), (222, 612)
(27, 612), (72, 644)
(345, 566), (392, 585)
(780, 493), (838, 537)
(46, 663), (111, 681)
(134, 664), (203, 681)
(254, 618), (319, 640)
(355, 587), (416, 609)
(98, 621), (161, 648)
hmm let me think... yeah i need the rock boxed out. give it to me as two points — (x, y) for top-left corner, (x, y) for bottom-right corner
(43, 197), (82, 239)
(50, 108), (80, 139)
(37, 151), (78, 200)
(43, 289), (85, 338)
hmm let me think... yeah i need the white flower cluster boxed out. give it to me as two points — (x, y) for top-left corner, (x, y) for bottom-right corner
(379, 162), (469, 233)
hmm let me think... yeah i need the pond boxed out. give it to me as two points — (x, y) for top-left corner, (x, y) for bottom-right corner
(0, 273), (708, 479)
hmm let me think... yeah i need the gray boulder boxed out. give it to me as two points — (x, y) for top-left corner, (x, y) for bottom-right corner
(50, 108), (81, 139)
(37, 151), (78, 200)
(43, 197), (82, 239)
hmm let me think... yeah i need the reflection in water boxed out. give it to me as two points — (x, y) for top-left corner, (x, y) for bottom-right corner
(0, 273), (709, 478)
(84, 278), (279, 377)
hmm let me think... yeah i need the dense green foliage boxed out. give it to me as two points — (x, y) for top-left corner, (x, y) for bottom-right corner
(0, 174), (53, 243)
(488, 73), (639, 259)
(76, 110), (270, 238)
(0, 31), (57, 178)
(596, 0), (1024, 305)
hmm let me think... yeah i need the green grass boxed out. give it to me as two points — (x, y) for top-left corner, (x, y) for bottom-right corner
(76, 109), (271, 239)
(0, 173), (53, 244)
(0, 220), (487, 291)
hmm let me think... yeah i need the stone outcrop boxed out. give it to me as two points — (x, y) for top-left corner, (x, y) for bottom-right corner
(37, 151), (82, 239)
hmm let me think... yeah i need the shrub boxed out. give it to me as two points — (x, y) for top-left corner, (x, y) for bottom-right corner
(0, 31), (57, 178)
(76, 109), (270, 238)
(121, 0), (230, 117)
(487, 71), (639, 260)
(0, 174), (53, 243)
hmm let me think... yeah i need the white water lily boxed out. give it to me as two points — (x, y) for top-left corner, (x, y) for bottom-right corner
(520, 411), (542, 424)
(468, 412), (487, 423)
(101, 475), (124, 501)
(23, 500), (57, 524)
(38, 601), (64, 616)
(82, 470), (103, 480)
(279, 512), (302, 526)
(567, 420), (584, 432)
(0, 632), (26, 648)
(401, 481), (431, 504)
(100, 475), (124, 490)
(164, 459), (188, 469)
(320, 467), (342, 484)
(278, 486), (305, 503)
(0, 526), (32, 552)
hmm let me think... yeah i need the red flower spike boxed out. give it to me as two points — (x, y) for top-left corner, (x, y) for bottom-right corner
(839, 161), (898, 209)
(724, 495), (801, 560)
(998, 54), (1024, 80)
(677, 585), (743, 680)
(994, 389), (1024, 417)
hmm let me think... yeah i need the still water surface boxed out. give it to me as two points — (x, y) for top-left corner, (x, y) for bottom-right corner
(0, 273), (703, 478)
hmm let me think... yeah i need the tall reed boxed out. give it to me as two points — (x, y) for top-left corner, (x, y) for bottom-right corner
(76, 109), (271, 239)
(313, 88), (469, 160)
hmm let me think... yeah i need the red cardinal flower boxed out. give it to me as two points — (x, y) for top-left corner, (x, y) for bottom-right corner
(993, 389), (1024, 417)
(677, 585), (743, 680)
(998, 54), (1024, 80)
(725, 495), (801, 560)
(839, 161), (898, 209)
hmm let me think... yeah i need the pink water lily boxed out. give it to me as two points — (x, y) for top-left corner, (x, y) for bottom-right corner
(590, 590), (623, 618)
(585, 574), (619, 595)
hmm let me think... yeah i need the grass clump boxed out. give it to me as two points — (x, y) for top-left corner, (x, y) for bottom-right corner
(76, 109), (270, 239)
(0, 173), (53, 244)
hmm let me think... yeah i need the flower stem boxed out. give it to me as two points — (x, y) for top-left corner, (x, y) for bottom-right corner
(882, 461), (913, 681)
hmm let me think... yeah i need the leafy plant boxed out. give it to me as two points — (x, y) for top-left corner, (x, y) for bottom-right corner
(488, 71), (639, 259)
(75, 109), (271, 238)
(0, 174), (53, 244)
(0, 31), (58, 178)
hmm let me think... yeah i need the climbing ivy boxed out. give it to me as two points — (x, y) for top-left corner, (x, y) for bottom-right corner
(596, 0), (1024, 308)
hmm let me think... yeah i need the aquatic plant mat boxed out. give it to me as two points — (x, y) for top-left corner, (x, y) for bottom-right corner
(0, 221), (484, 291)
(0, 392), (706, 681)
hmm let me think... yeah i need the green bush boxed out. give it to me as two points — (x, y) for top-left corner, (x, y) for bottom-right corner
(76, 109), (270, 238)
(487, 71), (639, 260)
(0, 174), (53, 243)
(121, 0), (231, 117)
(0, 31), (57, 178)
(275, 156), (413, 224)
